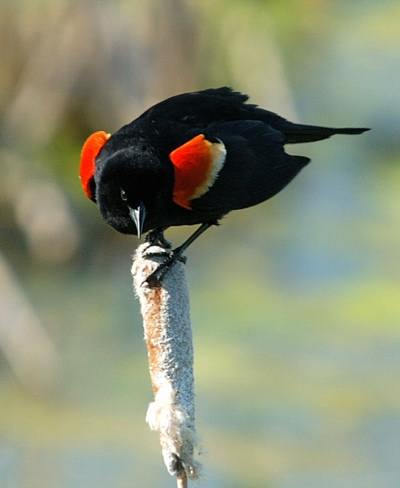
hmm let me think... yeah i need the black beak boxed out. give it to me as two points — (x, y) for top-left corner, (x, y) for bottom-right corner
(129, 202), (146, 238)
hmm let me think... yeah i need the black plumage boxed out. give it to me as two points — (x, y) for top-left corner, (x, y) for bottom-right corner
(92, 87), (368, 239)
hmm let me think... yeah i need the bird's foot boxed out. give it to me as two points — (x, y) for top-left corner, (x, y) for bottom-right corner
(142, 221), (215, 287)
(143, 248), (187, 288)
(144, 228), (171, 250)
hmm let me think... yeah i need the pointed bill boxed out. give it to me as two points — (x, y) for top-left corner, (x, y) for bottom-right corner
(129, 202), (146, 238)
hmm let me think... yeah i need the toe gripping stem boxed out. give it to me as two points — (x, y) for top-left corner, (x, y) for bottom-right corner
(143, 222), (215, 287)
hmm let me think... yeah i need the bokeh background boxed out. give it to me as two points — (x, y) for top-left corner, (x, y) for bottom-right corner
(1, 1), (399, 487)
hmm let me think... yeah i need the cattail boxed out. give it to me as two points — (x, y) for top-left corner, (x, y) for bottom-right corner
(132, 243), (201, 486)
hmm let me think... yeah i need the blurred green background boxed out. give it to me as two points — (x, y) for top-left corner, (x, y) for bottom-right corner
(1, 0), (399, 487)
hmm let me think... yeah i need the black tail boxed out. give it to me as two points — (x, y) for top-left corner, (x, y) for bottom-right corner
(283, 125), (370, 144)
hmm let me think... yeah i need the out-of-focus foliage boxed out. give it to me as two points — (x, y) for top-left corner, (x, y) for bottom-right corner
(0, 1), (399, 487)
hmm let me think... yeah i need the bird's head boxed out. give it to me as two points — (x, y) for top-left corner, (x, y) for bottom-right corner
(80, 131), (171, 236)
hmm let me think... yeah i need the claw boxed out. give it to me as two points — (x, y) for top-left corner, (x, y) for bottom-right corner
(143, 229), (172, 255)
(143, 252), (186, 288)
(143, 250), (171, 260)
(140, 222), (213, 287)
(144, 270), (163, 288)
(145, 228), (171, 248)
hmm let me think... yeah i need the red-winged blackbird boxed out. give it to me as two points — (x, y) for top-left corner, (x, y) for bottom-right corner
(80, 87), (368, 284)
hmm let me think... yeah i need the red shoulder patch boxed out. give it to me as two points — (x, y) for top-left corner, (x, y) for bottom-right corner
(79, 131), (110, 200)
(170, 134), (226, 209)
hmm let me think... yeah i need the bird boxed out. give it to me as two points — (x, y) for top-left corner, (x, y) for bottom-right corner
(79, 87), (368, 285)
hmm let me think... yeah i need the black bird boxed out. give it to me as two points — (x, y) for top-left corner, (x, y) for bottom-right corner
(80, 87), (368, 284)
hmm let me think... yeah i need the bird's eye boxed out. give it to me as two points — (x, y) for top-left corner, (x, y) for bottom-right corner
(120, 188), (128, 202)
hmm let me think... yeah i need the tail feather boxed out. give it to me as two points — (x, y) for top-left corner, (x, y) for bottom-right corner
(283, 125), (370, 144)
(332, 127), (370, 135)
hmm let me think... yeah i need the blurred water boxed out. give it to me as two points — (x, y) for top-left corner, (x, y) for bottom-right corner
(1, 0), (400, 487)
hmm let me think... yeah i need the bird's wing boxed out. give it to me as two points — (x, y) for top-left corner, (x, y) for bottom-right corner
(142, 87), (368, 145)
(169, 133), (227, 210)
(169, 120), (310, 213)
(140, 87), (257, 128)
(140, 86), (311, 139)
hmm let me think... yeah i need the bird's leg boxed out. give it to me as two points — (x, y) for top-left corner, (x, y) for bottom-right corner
(145, 222), (214, 287)
(144, 227), (171, 250)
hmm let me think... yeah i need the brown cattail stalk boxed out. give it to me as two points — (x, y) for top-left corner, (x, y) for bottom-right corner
(132, 243), (200, 485)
